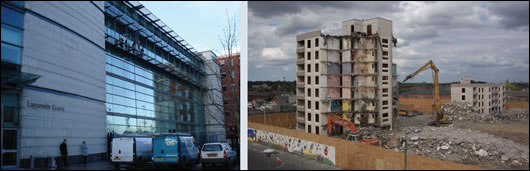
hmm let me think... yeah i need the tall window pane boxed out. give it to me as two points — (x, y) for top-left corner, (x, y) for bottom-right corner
(1, 6), (24, 28)
(1, 24), (23, 45)
(1, 42), (22, 64)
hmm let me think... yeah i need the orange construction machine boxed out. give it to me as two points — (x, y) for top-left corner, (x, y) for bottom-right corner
(328, 114), (379, 145)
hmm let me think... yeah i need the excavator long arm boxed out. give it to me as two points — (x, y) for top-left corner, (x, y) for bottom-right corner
(401, 60), (442, 121)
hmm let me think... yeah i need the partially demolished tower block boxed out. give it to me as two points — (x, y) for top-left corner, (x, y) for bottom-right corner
(296, 18), (396, 135)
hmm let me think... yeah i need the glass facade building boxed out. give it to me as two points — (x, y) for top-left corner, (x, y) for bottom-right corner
(1, 1), (219, 168)
(103, 1), (208, 143)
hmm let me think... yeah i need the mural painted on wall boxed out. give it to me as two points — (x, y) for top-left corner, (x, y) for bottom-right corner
(248, 128), (336, 165)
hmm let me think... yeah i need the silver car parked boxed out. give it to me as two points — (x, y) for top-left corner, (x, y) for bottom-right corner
(200, 143), (237, 168)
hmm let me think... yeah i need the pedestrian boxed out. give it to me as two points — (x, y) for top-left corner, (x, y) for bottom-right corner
(81, 141), (88, 165)
(60, 139), (68, 167)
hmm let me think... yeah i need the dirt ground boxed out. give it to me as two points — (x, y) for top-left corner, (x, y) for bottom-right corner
(393, 113), (529, 170)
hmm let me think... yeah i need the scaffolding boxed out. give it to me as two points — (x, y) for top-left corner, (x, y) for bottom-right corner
(103, 1), (206, 89)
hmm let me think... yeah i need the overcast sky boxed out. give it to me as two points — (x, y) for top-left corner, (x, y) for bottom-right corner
(248, 1), (529, 83)
(140, 1), (240, 55)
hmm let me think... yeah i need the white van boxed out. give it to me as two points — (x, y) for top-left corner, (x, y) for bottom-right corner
(111, 137), (152, 168)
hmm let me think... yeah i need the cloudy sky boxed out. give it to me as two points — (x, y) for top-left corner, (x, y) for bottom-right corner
(248, 1), (529, 83)
(140, 1), (240, 55)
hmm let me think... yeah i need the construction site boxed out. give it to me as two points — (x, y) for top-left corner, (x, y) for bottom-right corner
(290, 17), (529, 170)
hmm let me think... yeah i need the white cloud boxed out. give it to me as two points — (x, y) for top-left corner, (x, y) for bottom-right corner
(261, 47), (289, 61)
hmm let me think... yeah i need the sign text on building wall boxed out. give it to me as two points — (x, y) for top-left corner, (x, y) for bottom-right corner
(26, 101), (65, 111)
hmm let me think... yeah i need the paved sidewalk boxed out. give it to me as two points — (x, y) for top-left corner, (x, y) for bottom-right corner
(8, 161), (115, 170)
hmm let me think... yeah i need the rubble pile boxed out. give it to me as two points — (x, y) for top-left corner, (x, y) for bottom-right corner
(388, 125), (529, 167)
(441, 102), (499, 123)
(357, 127), (394, 147)
(501, 109), (529, 121)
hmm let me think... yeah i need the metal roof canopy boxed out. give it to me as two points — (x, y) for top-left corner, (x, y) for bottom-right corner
(124, 1), (204, 63)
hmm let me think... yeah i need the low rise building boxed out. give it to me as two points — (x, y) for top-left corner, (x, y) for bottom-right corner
(451, 78), (506, 115)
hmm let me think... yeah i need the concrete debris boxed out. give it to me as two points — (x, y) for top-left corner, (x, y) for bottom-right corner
(441, 145), (450, 150)
(442, 102), (529, 123)
(380, 125), (529, 168)
(501, 108), (529, 121)
(410, 136), (419, 141)
(475, 149), (488, 157)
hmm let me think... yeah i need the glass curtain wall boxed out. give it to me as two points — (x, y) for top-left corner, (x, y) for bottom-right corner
(1, 1), (24, 168)
(104, 1), (206, 143)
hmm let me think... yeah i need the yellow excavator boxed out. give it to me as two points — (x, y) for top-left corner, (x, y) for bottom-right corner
(402, 60), (451, 126)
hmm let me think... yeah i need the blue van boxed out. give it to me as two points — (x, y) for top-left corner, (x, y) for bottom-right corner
(152, 134), (200, 168)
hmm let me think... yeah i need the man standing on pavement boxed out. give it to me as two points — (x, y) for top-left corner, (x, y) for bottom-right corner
(81, 141), (88, 165)
(60, 139), (68, 167)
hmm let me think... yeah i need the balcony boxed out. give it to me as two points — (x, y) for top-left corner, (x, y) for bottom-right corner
(296, 58), (305, 64)
(296, 82), (305, 87)
(297, 93), (305, 99)
(296, 71), (305, 76)
(297, 116), (305, 123)
(297, 47), (305, 53)
(297, 106), (305, 112)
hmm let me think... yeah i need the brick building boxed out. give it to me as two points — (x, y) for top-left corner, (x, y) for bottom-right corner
(217, 53), (240, 141)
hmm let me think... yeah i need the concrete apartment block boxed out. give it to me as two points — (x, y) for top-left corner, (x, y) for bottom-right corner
(296, 18), (395, 136)
(451, 78), (506, 115)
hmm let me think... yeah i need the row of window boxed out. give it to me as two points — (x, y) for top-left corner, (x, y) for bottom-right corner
(306, 100), (320, 110)
(305, 38), (319, 49)
(106, 53), (201, 101)
(307, 112), (320, 122)
(306, 88), (319, 97)
(107, 123), (197, 135)
(306, 51), (319, 60)
(221, 71), (236, 80)
(105, 53), (204, 125)
(307, 124), (320, 135)
(306, 63), (319, 73)
(1, 6), (24, 65)
(106, 1), (202, 67)
(219, 58), (238, 67)
(306, 76), (320, 85)
(105, 26), (202, 82)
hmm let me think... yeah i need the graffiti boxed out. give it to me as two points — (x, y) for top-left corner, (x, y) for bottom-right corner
(165, 137), (177, 146)
(248, 128), (336, 165)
